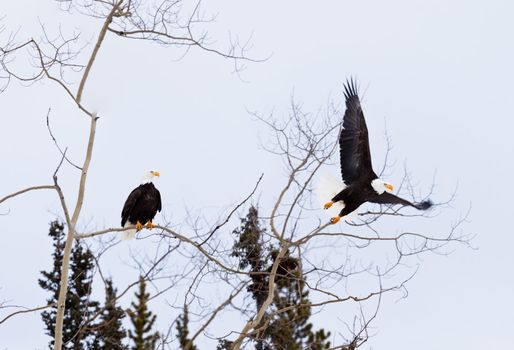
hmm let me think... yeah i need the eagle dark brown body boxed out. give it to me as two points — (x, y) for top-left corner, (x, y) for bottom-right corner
(121, 182), (162, 228)
(120, 170), (162, 239)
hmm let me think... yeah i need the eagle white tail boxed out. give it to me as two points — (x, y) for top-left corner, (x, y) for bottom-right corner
(121, 225), (137, 240)
(315, 173), (346, 216)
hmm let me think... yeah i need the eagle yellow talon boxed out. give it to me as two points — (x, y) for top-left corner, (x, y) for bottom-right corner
(330, 216), (341, 224)
(324, 201), (334, 210)
(146, 221), (154, 230)
(135, 221), (143, 231)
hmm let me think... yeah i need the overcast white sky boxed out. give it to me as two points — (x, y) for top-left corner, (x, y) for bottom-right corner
(1, 0), (514, 349)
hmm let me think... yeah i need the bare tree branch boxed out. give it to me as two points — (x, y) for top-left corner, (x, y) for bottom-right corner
(0, 303), (54, 326)
(231, 244), (289, 350)
(0, 185), (56, 205)
(186, 282), (248, 350)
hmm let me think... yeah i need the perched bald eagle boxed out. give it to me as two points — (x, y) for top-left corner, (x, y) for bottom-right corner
(121, 170), (162, 240)
(319, 79), (432, 224)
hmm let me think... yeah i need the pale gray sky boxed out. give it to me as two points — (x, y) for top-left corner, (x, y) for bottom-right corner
(1, 1), (514, 349)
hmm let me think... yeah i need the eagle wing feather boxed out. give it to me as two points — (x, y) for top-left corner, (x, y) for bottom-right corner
(369, 192), (433, 210)
(121, 186), (143, 226)
(339, 79), (377, 185)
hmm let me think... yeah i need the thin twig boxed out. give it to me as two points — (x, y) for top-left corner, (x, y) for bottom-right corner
(199, 173), (263, 246)
(46, 108), (82, 170)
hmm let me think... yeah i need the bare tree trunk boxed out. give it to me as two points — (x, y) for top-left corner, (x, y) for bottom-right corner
(53, 116), (98, 350)
(53, 2), (121, 348)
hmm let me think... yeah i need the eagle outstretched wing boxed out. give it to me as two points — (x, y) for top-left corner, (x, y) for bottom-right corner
(339, 79), (377, 185)
(369, 192), (433, 210)
(121, 186), (143, 226)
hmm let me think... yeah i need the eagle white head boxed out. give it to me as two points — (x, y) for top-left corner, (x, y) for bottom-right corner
(141, 170), (160, 184)
(371, 179), (394, 194)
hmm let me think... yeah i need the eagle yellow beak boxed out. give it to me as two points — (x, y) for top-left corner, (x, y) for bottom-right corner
(151, 171), (160, 177)
(386, 184), (394, 191)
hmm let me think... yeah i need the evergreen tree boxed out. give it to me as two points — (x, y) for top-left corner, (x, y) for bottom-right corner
(231, 206), (268, 308)
(39, 220), (100, 350)
(96, 278), (127, 349)
(232, 207), (331, 350)
(127, 276), (160, 350)
(265, 249), (330, 350)
(231, 206), (269, 350)
(67, 239), (101, 348)
(216, 339), (233, 350)
(176, 305), (198, 350)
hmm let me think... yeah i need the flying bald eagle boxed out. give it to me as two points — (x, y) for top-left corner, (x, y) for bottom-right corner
(319, 79), (432, 224)
(121, 170), (162, 239)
